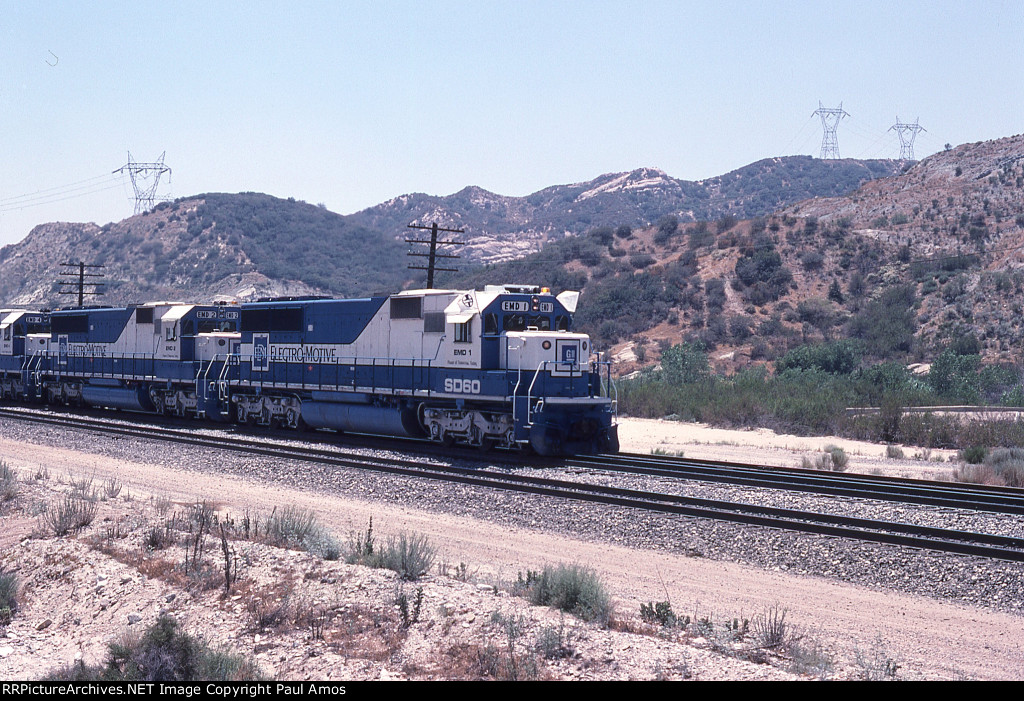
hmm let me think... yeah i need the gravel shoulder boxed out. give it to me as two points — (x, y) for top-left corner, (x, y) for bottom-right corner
(1, 415), (1022, 680)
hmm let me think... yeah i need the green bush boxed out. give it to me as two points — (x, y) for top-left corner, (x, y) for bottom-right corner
(345, 518), (435, 580)
(824, 445), (849, 471)
(640, 600), (677, 627)
(0, 567), (18, 625)
(522, 564), (612, 626)
(982, 448), (1024, 487)
(0, 462), (17, 503)
(45, 614), (263, 681)
(660, 342), (710, 385)
(42, 495), (97, 536)
(380, 532), (437, 581)
(960, 445), (987, 464)
(776, 340), (863, 375)
(262, 505), (339, 559)
(847, 285), (917, 357)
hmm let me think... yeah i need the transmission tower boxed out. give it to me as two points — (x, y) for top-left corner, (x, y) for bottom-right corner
(406, 222), (464, 289)
(812, 102), (849, 159)
(890, 116), (926, 160)
(113, 151), (171, 214)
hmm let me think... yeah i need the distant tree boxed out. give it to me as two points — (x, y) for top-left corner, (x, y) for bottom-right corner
(796, 297), (835, 340)
(715, 214), (737, 234)
(688, 221), (713, 249)
(660, 342), (710, 385)
(776, 339), (863, 375)
(848, 285), (917, 357)
(848, 271), (866, 298)
(928, 348), (980, 402)
(654, 215), (679, 245)
(615, 224), (633, 239)
(827, 279), (845, 304)
(588, 226), (615, 245)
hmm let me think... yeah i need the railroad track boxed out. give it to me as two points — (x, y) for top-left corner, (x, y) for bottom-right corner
(3, 406), (1024, 563)
(572, 452), (1024, 516)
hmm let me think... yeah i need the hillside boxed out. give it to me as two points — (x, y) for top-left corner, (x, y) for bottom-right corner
(0, 193), (408, 307)
(0, 157), (903, 308)
(442, 134), (1024, 371)
(351, 158), (904, 264)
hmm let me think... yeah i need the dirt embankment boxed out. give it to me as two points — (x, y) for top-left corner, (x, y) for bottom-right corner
(0, 417), (1020, 680)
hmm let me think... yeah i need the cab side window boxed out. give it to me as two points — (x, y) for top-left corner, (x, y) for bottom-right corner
(455, 320), (472, 343)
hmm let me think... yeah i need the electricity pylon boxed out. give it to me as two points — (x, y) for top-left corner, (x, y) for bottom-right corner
(813, 102), (849, 159)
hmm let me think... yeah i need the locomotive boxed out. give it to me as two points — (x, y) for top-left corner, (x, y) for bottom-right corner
(0, 285), (618, 456)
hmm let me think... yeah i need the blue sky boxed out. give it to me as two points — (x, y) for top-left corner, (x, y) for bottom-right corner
(0, 0), (1021, 246)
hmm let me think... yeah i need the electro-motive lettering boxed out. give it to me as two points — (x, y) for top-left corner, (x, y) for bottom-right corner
(444, 377), (481, 394)
(67, 343), (109, 356)
(269, 344), (340, 363)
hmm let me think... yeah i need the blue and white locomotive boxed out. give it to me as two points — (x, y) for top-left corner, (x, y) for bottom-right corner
(0, 285), (618, 456)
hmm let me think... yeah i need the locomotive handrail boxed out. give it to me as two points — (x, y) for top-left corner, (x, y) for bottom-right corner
(507, 339), (524, 425)
(235, 353), (439, 397)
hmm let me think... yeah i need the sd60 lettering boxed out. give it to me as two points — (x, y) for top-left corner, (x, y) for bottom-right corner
(444, 378), (481, 394)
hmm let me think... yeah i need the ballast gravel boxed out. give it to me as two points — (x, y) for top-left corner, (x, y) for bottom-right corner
(2, 412), (1023, 615)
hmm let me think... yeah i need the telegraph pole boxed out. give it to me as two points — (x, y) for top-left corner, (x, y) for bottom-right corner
(58, 262), (105, 307)
(406, 222), (464, 289)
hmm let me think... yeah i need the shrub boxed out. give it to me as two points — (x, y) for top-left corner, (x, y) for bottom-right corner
(776, 340), (863, 375)
(660, 342), (710, 385)
(848, 285), (917, 357)
(753, 605), (789, 649)
(380, 532), (437, 581)
(886, 445), (905, 459)
(345, 518), (435, 580)
(261, 505), (339, 560)
(800, 250), (824, 270)
(522, 564), (612, 626)
(654, 215), (679, 245)
(0, 567), (18, 625)
(959, 445), (987, 464)
(640, 600), (677, 627)
(41, 495), (97, 536)
(629, 253), (655, 269)
(825, 444), (848, 471)
(981, 447), (1024, 487)
(0, 462), (17, 503)
(45, 614), (264, 681)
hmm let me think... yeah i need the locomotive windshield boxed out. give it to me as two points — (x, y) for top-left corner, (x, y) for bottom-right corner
(501, 314), (552, 332)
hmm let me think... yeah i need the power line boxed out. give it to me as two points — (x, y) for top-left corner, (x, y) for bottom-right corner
(0, 179), (124, 213)
(0, 173), (114, 205)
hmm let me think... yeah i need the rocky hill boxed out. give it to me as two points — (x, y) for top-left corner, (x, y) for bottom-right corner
(0, 157), (903, 308)
(441, 134), (1024, 370)
(0, 193), (408, 307)
(351, 157), (904, 264)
